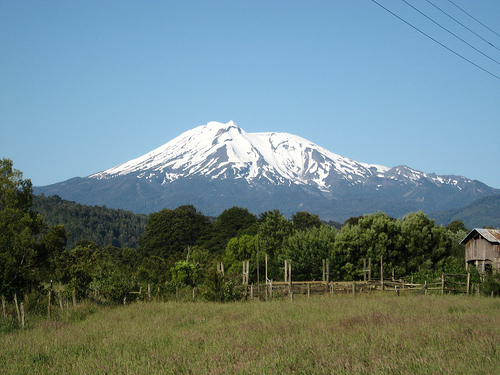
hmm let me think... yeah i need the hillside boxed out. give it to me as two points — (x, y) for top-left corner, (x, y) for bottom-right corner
(33, 195), (148, 249)
(432, 194), (500, 229)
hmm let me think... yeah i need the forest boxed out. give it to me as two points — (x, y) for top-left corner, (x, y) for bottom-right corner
(2, 157), (499, 305)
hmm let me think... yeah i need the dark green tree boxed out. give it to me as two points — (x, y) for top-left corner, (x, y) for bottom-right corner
(445, 219), (469, 234)
(257, 210), (293, 279)
(138, 205), (211, 266)
(38, 224), (69, 284)
(292, 211), (322, 231)
(211, 206), (257, 251)
(279, 225), (337, 281)
(0, 158), (44, 296)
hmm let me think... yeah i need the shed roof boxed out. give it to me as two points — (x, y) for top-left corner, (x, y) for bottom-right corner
(460, 228), (500, 245)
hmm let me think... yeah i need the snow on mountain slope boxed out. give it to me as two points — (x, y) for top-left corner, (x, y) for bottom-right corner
(35, 120), (499, 220)
(90, 121), (391, 192)
(90, 120), (478, 196)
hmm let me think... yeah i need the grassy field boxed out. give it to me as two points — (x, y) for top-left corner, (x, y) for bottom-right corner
(1, 294), (500, 374)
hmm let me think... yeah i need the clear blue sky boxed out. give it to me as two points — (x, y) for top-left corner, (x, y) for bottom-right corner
(2, 0), (499, 189)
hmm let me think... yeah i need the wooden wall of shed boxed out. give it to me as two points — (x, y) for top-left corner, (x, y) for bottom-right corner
(465, 238), (500, 270)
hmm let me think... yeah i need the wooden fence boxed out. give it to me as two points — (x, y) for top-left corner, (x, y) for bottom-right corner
(239, 272), (475, 301)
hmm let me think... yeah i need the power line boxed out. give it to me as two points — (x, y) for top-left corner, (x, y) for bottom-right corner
(400, 0), (500, 66)
(425, 0), (500, 53)
(370, 0), (500, 80)
(447, 0), (500, 39)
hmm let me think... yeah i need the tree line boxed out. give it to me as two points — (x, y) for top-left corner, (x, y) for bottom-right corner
(2, 157), (498, 304)
(32, 194), (148, 249)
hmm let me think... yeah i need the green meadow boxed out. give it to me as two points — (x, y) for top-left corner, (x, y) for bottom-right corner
(1, 294), (500, 374)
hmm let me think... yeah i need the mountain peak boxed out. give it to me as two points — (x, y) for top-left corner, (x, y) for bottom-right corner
(36, 120), (499, 220)
(92, 121), (394, 190)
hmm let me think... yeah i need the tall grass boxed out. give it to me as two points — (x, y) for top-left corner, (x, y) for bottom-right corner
(1, 294), (499, 374)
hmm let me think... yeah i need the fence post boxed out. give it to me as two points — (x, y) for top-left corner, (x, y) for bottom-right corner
(242, 260), (250, 285)
(467, 273), (471, 296)
(352, 281), (356, 297)
(14, 294), (21, 323)
(2, 295), (6, 318)
(288, 259), (292, 292)
(265, 254), (268, 284)
(326, 259), (329, 284)
(284, 260), (288, 283)
(307, 283), (311, 298)
(380, 256), (384, 291)
(441, 274), (445, 295)
(48, 290), (51, 319)
(72, 288), (77, 307)
(322, 259), (326, 282)
(363, 259), (367, 282)
(20, 302), (25, 328)
(368, 258), (372, 281)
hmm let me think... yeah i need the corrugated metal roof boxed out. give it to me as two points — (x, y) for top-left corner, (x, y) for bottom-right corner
(460, 228), (500, 244)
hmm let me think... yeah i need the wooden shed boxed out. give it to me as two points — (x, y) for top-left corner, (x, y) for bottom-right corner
(461, 228), (500, 272)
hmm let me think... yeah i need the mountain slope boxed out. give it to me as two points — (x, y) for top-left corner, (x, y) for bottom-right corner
(432, 194), (500, 229)
(34, 121), (499, 222)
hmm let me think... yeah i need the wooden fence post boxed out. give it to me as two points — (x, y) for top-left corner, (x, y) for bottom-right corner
(14, 294), (21, 323)
(352, 281), (356, 297)
(326, 259), (329, 284)
(148, 284), (151, 301)
(284, 260), (288, 283)
(265, 254), (268, 284)
(217, 262), (224, 275)
(322, 259), (330, 285)
(1, 295), (6, 318)
(441, 274), (445, 295)
(243, 260), (250, 285)
(307, 283), (311, 298)
(20, 302), (25, 328)
(467, 273), (471, 296)
(72, 288), (77, 307)
(256, 235), (260, 297)
(380, 256), (384, 291)
(368, 258), (372, 281)
(363, 259), (367, 282)
(48, 290), (51, 319)
(288, 259), (292, 291)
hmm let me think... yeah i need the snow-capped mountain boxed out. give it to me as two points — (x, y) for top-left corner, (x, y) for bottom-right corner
(34, 121), (499, 221)
(90, 121), (390, 191)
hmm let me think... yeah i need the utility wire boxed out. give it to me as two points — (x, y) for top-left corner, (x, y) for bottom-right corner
(400, 0), (500, 66)
(370, 0), (500, 80)
(447, 0), (500, 39)
(425, 0), (500, 52)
